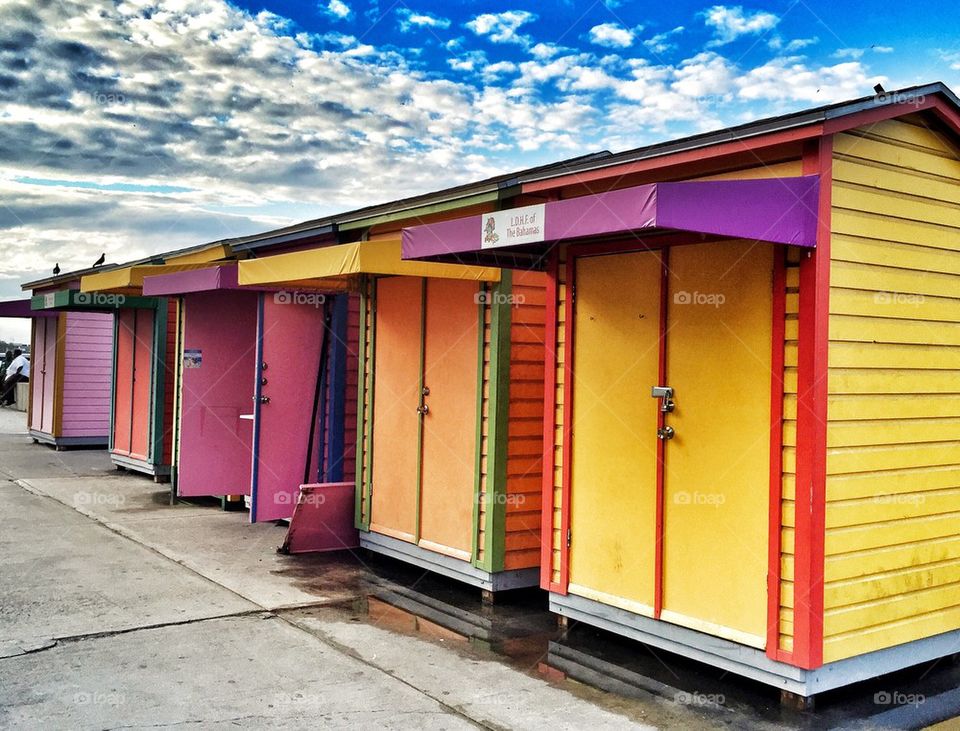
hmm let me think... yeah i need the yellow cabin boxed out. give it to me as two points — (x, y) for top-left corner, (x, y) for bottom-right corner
(402, 83), (960, 701)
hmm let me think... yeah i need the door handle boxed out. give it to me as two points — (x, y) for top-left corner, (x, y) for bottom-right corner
(651, 385), (675, 413)
(657, 426), (675, 440)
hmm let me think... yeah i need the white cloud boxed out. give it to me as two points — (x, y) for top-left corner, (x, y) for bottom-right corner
(643, 26), (685, 54)
(737, 59), (884, 102)
(769, 36), (818, 53)
(702, 5), (779, 46)
(873, 45), (894, 53)
(482, 61), (518, 81)
(529, 42), (566, 59)
(834, 47), (865, 60)
(397, 9), (450, 32)
(588, 23), (635, 49)
(940, 50), (960, 70)
(465, 10), (537, 46)
(322, 0), (351, 19)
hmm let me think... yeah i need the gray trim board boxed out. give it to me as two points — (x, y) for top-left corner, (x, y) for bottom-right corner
(109, 452), (171, 479)
(551, 592), (960, 697)
(360, 531), (539, 592)
(30, 430), (108, 448)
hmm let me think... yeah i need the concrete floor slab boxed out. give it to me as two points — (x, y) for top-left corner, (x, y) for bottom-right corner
(0, 614), (474, 730)
(0, 483), (257, 650)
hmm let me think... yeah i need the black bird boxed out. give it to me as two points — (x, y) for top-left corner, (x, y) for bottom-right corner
(52, 263), (60, 275)
(92, 252), (105, 267)
(874, 83), (886, 95)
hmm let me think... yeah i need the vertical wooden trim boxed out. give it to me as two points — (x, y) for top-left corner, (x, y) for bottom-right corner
(27, 319), (37, 430)
(471, 282), (487, 567)
(355, 277), (372, 530)
(766, 247), (789, 660)
(654, 248), (669, 619)
(558, 253), (576, 591)
(150, 301), (168, 469)
(540, 250), (560, 590)
(172, 297), (184, 497)
(127, 309), (138, 454)
(108, 313), (119, 452)
(414, 278), (427, 542)
(249, 293), (265, 523)
(793, 137), (832, 670)
(52, 312), (67, 438)
(482, 271), (513, 573)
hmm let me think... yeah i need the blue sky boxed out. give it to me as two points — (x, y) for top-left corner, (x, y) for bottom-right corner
(0, 0), (958, 340)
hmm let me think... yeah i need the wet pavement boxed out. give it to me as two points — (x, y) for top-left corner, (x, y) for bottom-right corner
(1, 407), (958, 729)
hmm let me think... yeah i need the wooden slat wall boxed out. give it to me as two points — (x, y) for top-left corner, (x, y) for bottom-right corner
(503, 270), (547, 570)
(357, 279), (375, 525)
(476, 299), (493, 566)
(161, 300), (178, 464)
(550, 245), (569, 584)
(780, 247), (802, 653)
(61, 311), (114, 437)
(823, 115), (960, 662)
(342, 291), (361, 481)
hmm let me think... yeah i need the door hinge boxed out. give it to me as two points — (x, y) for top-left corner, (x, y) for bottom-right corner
(570, 284), (576, 307)
(566, 528), (572, 548)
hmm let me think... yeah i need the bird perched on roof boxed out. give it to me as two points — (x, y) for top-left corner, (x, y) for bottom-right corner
(52, 263), (60, 275)
(92, 253), (105, 267)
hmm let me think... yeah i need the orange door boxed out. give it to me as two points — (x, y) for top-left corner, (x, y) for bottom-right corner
(369, 277), (424, 543)
(417, 279), (480, 560)
(129, 308), (155, 460)
(112, 310), (136, 455)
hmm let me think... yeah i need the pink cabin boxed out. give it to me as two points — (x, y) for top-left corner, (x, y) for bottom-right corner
(142, 263), (359, 544)
(22, 274), (117, 448)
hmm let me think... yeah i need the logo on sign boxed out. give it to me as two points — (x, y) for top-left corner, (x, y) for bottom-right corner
(480, 204), (546, 249)
(44, 293), (55, 308)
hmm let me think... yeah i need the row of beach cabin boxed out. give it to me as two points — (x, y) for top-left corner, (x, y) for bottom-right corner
(5, 84), (960, 703)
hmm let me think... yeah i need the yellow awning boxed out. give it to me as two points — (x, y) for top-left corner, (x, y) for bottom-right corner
(81, 262), (228, 294)
(238, 239), (500, 288)
(163, 243), (231, 265)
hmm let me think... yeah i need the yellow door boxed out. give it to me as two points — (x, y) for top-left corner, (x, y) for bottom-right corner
(661, 241), (773, 647)
(568, 251), (663, 615)
(369, 277), (424, 543)
(417, 279), (480, 561)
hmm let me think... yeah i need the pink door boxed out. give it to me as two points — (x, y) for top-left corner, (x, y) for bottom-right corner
(251, 295), (328, 522)
(30, 317), (58, 435)
(112, 310), (135, 455)
(177, 291), (258, 497)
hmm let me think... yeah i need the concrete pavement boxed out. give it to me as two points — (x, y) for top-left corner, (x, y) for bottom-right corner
(2, 406), (958, 730)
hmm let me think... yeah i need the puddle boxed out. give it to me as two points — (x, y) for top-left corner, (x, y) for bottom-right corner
(278, 551), (960, 730)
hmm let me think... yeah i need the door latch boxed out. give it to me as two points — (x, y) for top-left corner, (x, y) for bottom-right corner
(651, 385), (675, 413)
(253, 395), (270, 404)
(417, 404), (429, 415)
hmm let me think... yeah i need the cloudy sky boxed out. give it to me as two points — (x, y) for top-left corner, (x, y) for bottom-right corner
(1, 0), (958, 341)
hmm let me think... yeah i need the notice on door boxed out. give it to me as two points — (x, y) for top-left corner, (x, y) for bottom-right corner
(481, 203), (546, 249)
(183, 349), (202, 369)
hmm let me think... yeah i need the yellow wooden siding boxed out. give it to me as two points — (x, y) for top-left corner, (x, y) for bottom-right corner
(824, 115), (960, 663)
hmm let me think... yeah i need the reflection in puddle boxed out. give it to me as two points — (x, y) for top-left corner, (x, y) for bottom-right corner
(280, 551), (960, 730)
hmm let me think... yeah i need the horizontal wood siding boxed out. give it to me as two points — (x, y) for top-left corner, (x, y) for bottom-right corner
(476, 299), (493, 566)
(161, 300), (177, 464)
(504, 270), (547, 570)
(343, 291), (361, 481)
(61, 311), (114, 437)
(550, 245), (568, 584)
(780, 246), (802, 653)
(823, 115), (960, 663)
(357, 279), (374, 527)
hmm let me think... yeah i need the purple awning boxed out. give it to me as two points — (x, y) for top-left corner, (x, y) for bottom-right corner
(0, 298), (56, 318)
(402, 177), (819, 264)
(143, 264), (240, 296)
